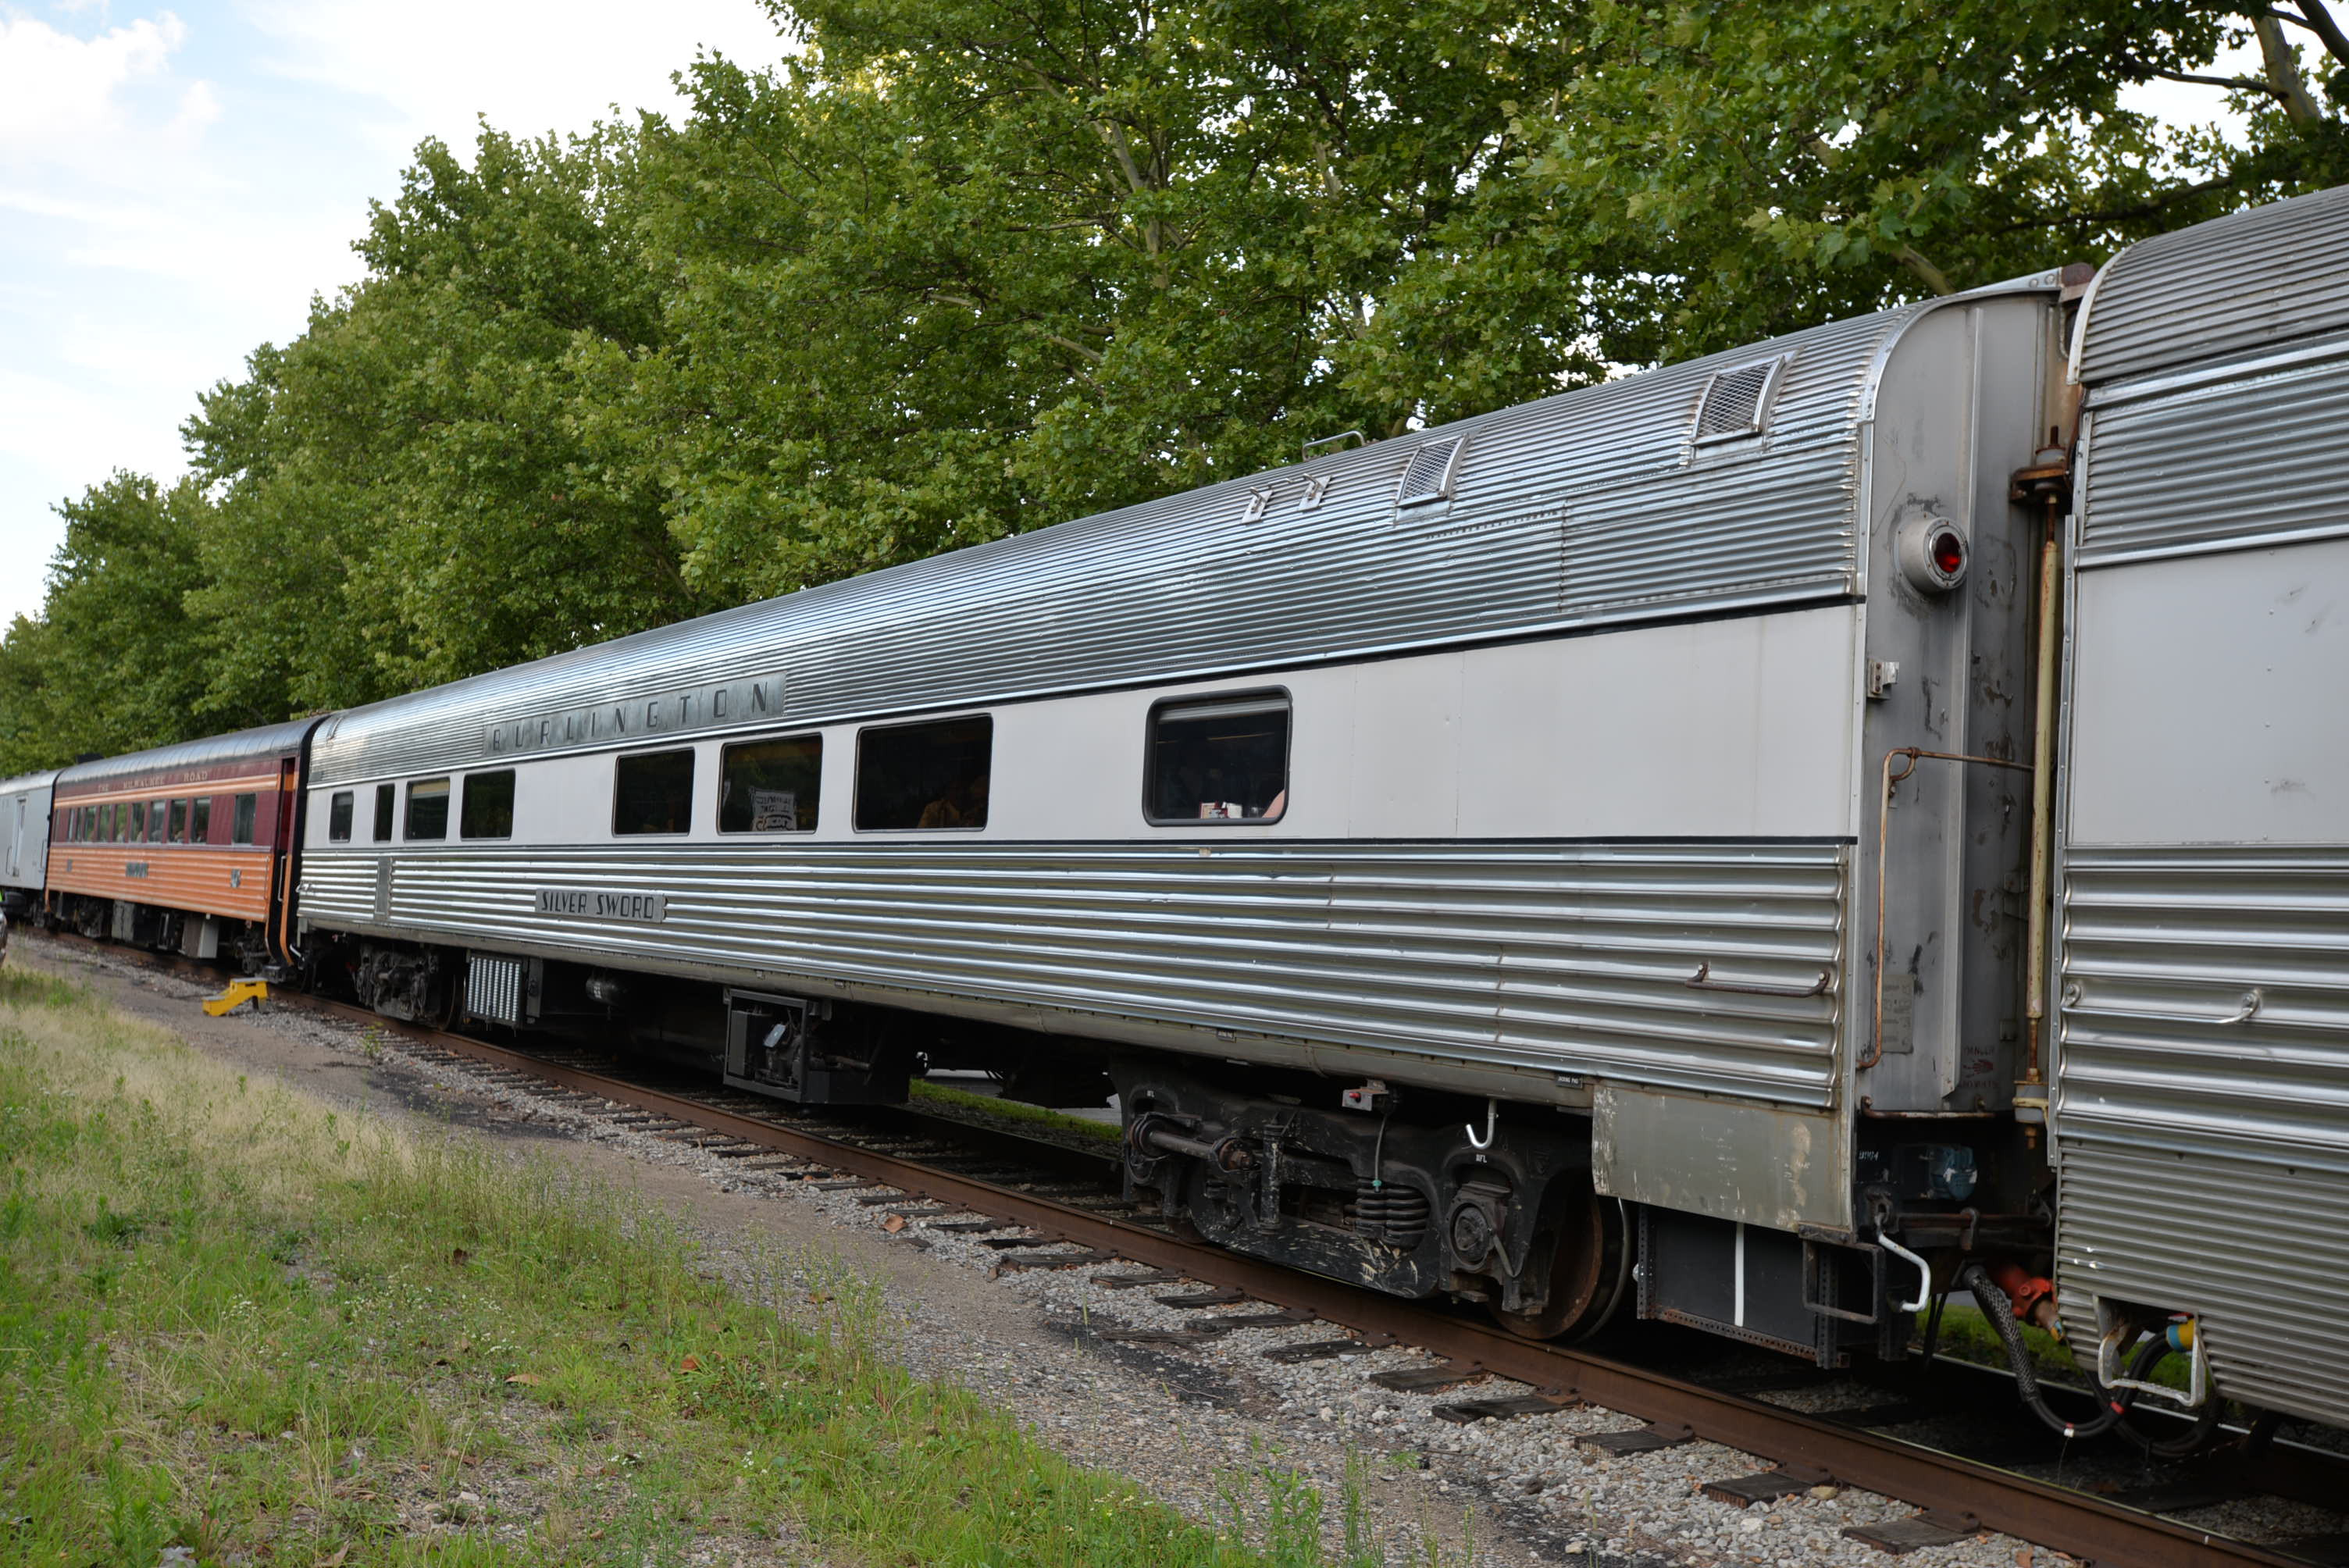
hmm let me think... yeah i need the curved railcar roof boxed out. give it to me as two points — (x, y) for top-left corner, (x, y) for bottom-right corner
(313, 277), (2060, 785)
(2074, 184), (2349, 386)
(55, 719), (322, 792)
(0, 770), (59, 793)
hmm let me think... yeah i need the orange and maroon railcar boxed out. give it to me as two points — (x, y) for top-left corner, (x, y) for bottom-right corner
(47, 718), (324, 968)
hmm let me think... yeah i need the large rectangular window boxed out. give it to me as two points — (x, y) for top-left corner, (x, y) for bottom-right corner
(372, 783), (394, 842)
(327, 790), (355, 843)
(854, 716), (992, 831)
(112, 803), (129, 842)
(1146, 692), (1290, 824)
(404, 779), (448, 840)
(613, 749), (693, 836)
(129, 801), (147, 841)
(719, 736), (821, 832)
(461, 770), (515, 839)
(191, 796), (212, 844)
(147, 800), (167, 843)
(232, 793), (259, 845)
(169, 799), (189, 844)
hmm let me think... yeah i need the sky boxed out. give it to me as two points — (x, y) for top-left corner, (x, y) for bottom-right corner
(0, 8), (2279, 632)
(0, 0), (793, 629)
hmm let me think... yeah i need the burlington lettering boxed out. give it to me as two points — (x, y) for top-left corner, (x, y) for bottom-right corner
(487, 676), (785, 758)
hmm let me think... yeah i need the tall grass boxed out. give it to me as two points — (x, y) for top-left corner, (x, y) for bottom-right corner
(2, 966), (1308, 1565)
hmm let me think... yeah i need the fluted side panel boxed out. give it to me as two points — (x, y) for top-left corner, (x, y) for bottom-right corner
(2055, 1147), (2349, 1428)
(300, 840), (1849, 1106)
(2055, 845), (2349, 1427)
(2079, 342), (2349, 565)
(2076, 184), (2349, 385)
(48, 843), (274, 923)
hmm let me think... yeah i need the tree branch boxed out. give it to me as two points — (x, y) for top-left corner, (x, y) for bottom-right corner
(1895, 246), (1955, 296)
(2255, 15), (2328, 121)
(925, 291), (1107, 367)
(2152, 66), (2290, 94)
(2296, 0), (2349, 66)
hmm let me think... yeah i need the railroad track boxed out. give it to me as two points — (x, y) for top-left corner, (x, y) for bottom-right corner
(29, 930), (2349, 1567)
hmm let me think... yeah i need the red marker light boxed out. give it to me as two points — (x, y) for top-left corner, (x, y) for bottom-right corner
(1930, 529), (1965, 578)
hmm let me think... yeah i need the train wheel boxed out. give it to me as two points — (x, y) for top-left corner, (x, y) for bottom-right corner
(1491, 1175), (1630, 1342)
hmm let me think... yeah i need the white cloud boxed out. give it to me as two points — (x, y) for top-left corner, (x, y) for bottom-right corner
(242, 0), (791, 158)
(0, 0), (797, 628)
(0, 9), (217, 181)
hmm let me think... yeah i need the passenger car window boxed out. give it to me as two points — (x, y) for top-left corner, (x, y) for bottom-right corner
(130, 802), (147, 840)
(1146, 693), (1290, 824)
(404, 780), (448, 840)
(328, 790), (355, 843)
(461, 770), (515, 839)
(113, 803), (129, 841)
(192, 796), (212, 844)
(718, 736), (821, 832)
(855, 716), (992, 831)
(372, 784), (394, 842)
(614, 749), (694, 835)
(169, 800), (189, 844)
(148, 800), (167, 842)
(233, 793), (259, 845)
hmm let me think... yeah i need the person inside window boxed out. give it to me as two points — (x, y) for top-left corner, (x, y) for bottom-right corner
(918, 772), (989, 829)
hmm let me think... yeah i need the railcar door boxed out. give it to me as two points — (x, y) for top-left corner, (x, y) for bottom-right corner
(269, 755), (301, 967)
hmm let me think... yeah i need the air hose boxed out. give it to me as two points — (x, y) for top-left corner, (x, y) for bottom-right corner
(2115, 1338), (2225, 1459)
(1959, 1261), (2131, 1440)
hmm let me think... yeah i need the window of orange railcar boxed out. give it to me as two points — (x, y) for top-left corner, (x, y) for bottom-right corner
(148, 800), (166, 843)
(169, 800), (188, 843)
(192, 796), (212, 843)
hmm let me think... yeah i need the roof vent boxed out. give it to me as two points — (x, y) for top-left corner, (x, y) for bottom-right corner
(1692, 356), (1789, 444)
(1394, 437), (1465, 507)
(1239, 486), (1274, 524)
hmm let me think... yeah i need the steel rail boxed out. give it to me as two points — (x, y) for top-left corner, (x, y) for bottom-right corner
(25, 932), (2326, 1566)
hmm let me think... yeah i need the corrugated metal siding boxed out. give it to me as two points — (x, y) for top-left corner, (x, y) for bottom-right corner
(1563, 451), (1855, 615)
(2075, 184), (2349, 385)
(2078, 338), (2349, 564)
(2055, 845), (2349, 1426)
(49, 843), (275, 923)
(55, 720), (315, 792)
(301, 839), (1848, 1106)
(309, 301), (1953, 786)
(2055, 1146), (2349, 1427)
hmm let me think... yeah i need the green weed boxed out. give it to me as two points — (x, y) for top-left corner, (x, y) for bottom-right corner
(0, 985), (1297, 1566)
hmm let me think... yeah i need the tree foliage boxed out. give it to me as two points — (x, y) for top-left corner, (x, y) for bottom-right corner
(3, 0), (2346, 772)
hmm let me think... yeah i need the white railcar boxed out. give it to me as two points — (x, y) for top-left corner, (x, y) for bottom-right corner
(0, 769), (56, 918)
(294, 273), (2073, 1352)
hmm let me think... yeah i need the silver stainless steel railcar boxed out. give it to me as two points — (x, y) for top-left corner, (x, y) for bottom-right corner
(0, 769), (57, 921)
(294, 272), (2076, 1351)
(2053, 185), (2349, 1431)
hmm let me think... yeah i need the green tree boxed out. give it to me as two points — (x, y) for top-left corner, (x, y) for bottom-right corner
(0, 475), (215, 772)
(184, 123), (699, 715)
(638, 0), (1592, 600)
(1353, 1), (2349, 386)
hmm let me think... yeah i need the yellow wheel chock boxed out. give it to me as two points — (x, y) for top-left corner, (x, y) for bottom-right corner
(202, 978), (269, 1017)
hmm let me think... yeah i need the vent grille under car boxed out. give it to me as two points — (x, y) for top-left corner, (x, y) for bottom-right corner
(467, 951), (525, 1026)
(1394, 437), (1465, 507)
(1693, 358), (1787, 443)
